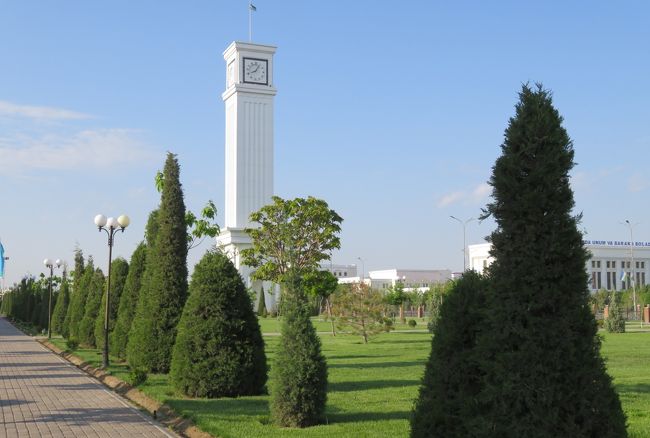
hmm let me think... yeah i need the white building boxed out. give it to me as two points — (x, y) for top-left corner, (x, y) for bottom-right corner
(368, 269), (451, 291)
(319, 263), (358, 279)
(468, 240), (650, 291)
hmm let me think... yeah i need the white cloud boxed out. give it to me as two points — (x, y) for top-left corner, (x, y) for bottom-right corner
(471, 182), (491, 201)
(0, 129), (155, 174)
(437, 191), (465, 208)
(627, 174), (650, 193)
(437, 182), (491, 208)
(0, 100), (92, 120)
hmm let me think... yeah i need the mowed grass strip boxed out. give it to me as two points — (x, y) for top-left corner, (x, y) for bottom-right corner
(51, 321), (650, 438)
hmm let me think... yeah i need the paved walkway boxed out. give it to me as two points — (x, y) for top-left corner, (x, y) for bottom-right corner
(0, 317), (177, 437)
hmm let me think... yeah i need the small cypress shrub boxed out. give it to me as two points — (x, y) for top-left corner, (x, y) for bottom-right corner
(78, 268), (105, 347)
(111, 243), (148, 359)
(94, 258), (129, 351)
(411, 271), (487, 437)
(270, 273), (327, 427)
(257, 285), (268, 317)
(171, 251), (267, 397)
(51, 273), (70, 335)
(605, 292), (626, 333)
(62, 249), (85, 338)
(67, 255), (93, 340)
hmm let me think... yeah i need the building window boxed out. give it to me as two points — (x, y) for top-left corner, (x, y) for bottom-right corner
(607, 261), (610, 268)
(642, 261), (646, 269)
(591, 272), (597, 289)
(642, 272), (646, 287)
(344, 272), (347, 277)
(612, 261), (616, 269)
(607, 272), (611, 290)
(597, 261), (601, 268)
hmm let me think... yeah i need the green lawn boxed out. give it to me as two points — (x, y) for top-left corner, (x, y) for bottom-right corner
(51, 321), (650, 438)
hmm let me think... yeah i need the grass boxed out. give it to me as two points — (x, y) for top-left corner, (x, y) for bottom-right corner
(49, 320), (650, 438)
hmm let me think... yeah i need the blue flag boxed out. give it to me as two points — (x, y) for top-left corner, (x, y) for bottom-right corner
(0, 241), (4, 279)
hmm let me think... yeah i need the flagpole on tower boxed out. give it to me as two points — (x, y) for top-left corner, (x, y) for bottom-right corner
(248, 1), (257, 42)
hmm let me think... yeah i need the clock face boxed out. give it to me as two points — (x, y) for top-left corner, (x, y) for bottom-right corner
(243, 58), (268, 85)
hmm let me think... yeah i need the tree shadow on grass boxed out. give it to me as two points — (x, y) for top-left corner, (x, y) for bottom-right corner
(616, 383), (650, 394)
(329, 360), (425, 369)
(329, 379), (420, 392)
(327, 410), (411, 424)
(168, 397), (269, 419)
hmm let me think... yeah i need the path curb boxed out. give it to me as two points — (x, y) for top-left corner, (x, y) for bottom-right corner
(38, 339), (213, 438)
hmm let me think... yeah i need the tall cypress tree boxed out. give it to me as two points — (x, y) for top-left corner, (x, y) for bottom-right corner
(477, 85), (626, 436)
(94, 257), (129, 351)
(111, 242), (148, 359)
(51, 270), (70, 335)
(78, 267), (105, 347)
(67, 255), (93, 340)
(127, 153), (188, 373)
(62, 249), (84, 338)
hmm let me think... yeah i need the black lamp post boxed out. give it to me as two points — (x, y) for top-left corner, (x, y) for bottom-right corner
(94, 214), (130, 369)
(43, 258), (62, 339)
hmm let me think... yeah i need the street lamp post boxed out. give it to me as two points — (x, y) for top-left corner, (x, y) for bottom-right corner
(94, 214), (130, 369)
(450, 216), (476, 272)
(43, 258), (62, 339)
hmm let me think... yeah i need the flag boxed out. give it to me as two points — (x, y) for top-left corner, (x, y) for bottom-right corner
(0, 241), (4, 279)
(250, 2), (257, 11)
(620, 270), (627, 283)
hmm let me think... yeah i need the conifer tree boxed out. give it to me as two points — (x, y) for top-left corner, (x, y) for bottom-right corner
(78, 267), (105, 347)
(411, 272), (487, 437)
(67, 255), (93, 340)
(605, 292), (626, 333)
(270, 273), (328, 427)
(256, 285), (267, 317)
(94, 257), (129, 351)
(476, 84), (626, 436)
(111, 242), (148, 359)
(51, 270), (70, 335)
(171, 251), (267, 397)
(62, 249), (84, 338)
(127, 153), (188, 373)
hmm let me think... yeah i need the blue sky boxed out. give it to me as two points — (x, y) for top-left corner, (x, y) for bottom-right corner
(1, 1), (649, 285)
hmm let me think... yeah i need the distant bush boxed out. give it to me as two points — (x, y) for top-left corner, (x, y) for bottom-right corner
(66, 338), (79, 351)
(605, 293), (626, 333)
(408, 319), (417, 327)
(127, 368), (148, 386)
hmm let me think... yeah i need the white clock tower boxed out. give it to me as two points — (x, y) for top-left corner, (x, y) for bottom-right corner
(216, 41), (277, 297)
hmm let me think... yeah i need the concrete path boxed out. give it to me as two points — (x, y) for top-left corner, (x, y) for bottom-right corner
(0, 317), (177, 437)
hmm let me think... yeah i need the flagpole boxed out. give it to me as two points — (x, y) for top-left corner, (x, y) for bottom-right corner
(249, 1), (252, 42)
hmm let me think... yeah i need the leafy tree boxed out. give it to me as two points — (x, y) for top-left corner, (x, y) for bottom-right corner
(411, 271), (487, 437)
(605, 292), (626, 333)
(78, 267), (105, 347)
(127, 153), (188, 373)
(476, 84), (626, 436)
(67, 255), (93, 340)
(330, 282), (391, 343)
(94, 257), (129, 351)
(51, 269), (70, 335)
(110, 243), (147, 359)
(171, 250), (267, 397)
(242, 195), (342, 427)
(303, 270), (338, 335)
(155, 170), (219, 250)
(426, 283), (447, 334)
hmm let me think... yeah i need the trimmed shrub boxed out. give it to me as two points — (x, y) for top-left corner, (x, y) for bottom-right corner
(127, 368), (148, 386)
(66, 255), (92, 340)
(51, 273), (70, 335)
(271, 273), (327, 427)
(171, 251), (267, 397)
(66, 338), (79, 351)
(408, 319), (417, 327)
(411, 271), (487, 437)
